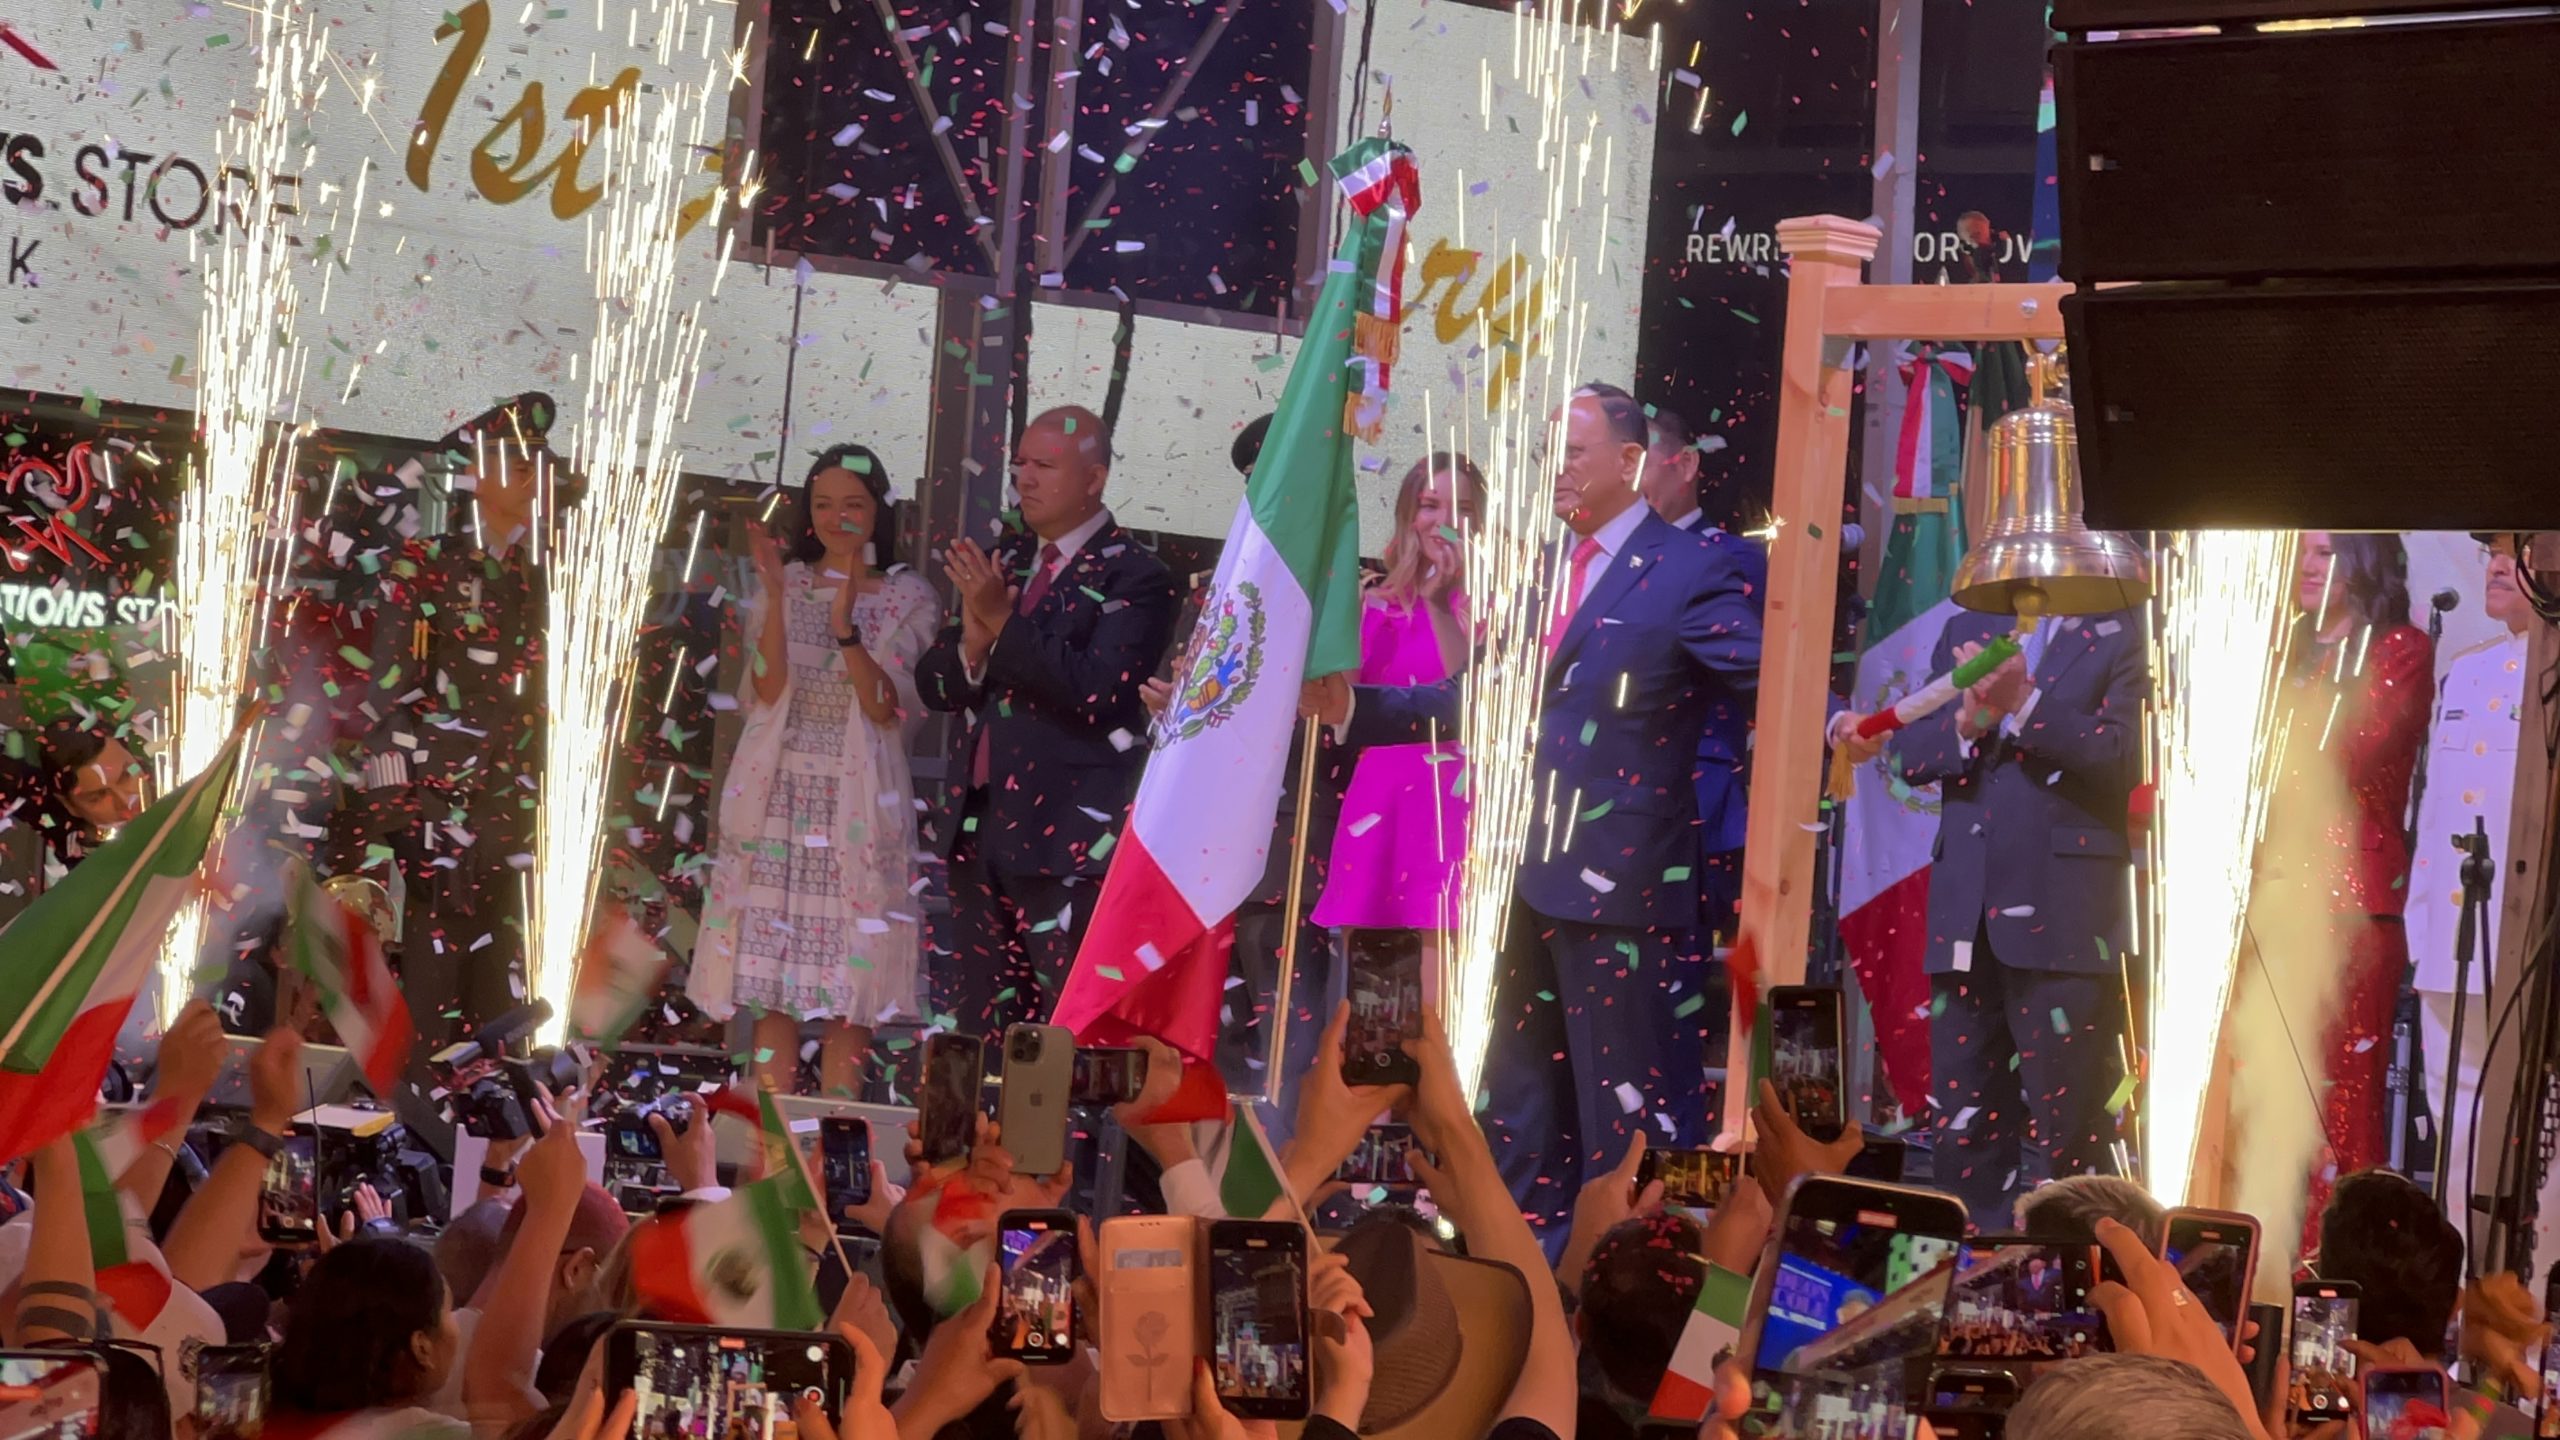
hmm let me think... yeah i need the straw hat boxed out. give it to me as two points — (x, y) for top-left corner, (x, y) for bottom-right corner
(1285, 1216), (1533, 1439)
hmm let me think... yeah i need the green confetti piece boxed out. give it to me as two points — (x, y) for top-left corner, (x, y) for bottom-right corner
(1730, 309), (1760, 325)
(1081, 586), (1106, 602)
(1537, 990), (1557, 1003)
(1675, 993), (1706, 1019)
(1663, 865), (1692, 882)
(2106, 1072), (2139, 1116)
(1806, 523), (1823, 541)
(1930, 992), (1949, 1018)
(1096, 966), (1125, 982)
(206, 32), (231, 46)
(1113, 152), (1138, 174)
(1089, 831), (1117, 861)
(754, 1046), (775, 1064)
(1579, 719), (1598, 745)
(1730, 109), (1748, 136)
(337, 644), (373, 670)
(2050, 1007), (2071, 1034)
(1297, 158), (1320, 187)
(1030, 916), (1058, 933)
(1579, 799), (1615, 821)
(2009, 1053), (2023, 1072)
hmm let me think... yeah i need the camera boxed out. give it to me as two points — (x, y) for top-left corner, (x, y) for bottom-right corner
(1009, 1028), (1045, 1065)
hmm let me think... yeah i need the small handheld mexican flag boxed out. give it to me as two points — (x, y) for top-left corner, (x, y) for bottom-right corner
(1647, 1261), (1754, 1424)
(627, 1173), (822, 1330)
(71, 1121), (175, 1332)
(283, 862), (414, 1096)
(754, 1082), (821, 1214)
(570, 898), (668, 1047)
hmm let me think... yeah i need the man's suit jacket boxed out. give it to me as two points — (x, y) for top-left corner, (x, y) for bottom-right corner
(1346, 511), (1762, 932)
(916, 519), (1179, 878)
(1898, 608), (2148, 976)
(1679, 514), (1765, 859)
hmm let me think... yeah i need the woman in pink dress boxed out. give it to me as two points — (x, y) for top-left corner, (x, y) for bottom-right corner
(1311, 452), (1482, 933)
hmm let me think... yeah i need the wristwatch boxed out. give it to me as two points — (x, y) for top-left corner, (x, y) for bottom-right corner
(234, 1123), (286, 1162)
(836, 628), (864, 648)
(479, 1164), (518, 1190)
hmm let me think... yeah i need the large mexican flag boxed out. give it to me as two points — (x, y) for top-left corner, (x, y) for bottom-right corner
(1050, 139), (1417, 1121)
(1836, 346), (1972, 1114)
(0, 728), (245, 1161)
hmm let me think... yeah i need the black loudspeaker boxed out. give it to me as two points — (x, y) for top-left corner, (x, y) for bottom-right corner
(2053, 0), (2503, 28)
(2056, 18), (2560, 283)
(2065, 279), (2560, 532)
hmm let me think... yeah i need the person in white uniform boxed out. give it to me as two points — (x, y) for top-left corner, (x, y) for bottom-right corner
(2407, 535), (2543, 1228)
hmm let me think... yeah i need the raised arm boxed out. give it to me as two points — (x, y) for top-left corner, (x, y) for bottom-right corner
(8, 1137), (100, 1347)
(162, 1027), (302, 1292)
(464, 1101), (588, 1423)
(1400, 1009), (1576, 1435)
(119, 999), (226, 1208)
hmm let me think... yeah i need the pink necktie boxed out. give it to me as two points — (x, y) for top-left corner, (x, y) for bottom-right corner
(1544, 536), (1605, 656)
(971, 543), (1063, 788)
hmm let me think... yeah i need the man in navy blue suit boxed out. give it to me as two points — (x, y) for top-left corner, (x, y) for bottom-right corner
(1639, 403), (1761, 955)
(1897, 603), (2147, 1225)
(1302, 383), (1762, 1232)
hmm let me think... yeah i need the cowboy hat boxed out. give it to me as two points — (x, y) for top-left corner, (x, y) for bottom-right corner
(1282, 1213), (1533, 1439)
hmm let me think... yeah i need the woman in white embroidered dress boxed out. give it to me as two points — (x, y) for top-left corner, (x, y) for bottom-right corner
(690, 444), (935, 1096)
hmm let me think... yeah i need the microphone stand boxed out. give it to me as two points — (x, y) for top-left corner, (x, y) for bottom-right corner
(2432, 818), (2496, 1212)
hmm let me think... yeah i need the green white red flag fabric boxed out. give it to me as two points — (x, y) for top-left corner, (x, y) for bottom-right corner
(283, 863), (413, 1097)
(0, 728), (245, 1162)
(1835, 344), (1972, 1113)
(627, 1173), (821, 1330)
(71, 1121), (173, 1332)
(1050, 138), (1417, 1121)
(570, 897), (668, 1048)
(754, 1083), (822, 1214)
(1646, 1261), (1754, 1423)
(1205, 1102), (1287, 1220)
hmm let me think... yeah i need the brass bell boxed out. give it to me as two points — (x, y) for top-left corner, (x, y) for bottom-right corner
(320, 873), (399, 940)
(1950, 388), (2151, 619)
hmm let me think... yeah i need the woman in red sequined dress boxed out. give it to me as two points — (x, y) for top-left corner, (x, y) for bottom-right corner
(2281, 532), (2433, 1244)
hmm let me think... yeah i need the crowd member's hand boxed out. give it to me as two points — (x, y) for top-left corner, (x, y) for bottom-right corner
(1167, 1359), (1280, 1440)
(2089, 1217), (2274, 1440)
(1749, 1079), (1864, 1206)
(1113, 1036), (1198, 1165)
(842, 1159), (901, 1235)
(1420, 534), (1462, 604)
(544, 1385), (639, 1440)
(2462, 1269), (2550, 1401)
(818, 1320), (895, 1440)
(518, 1091), (591, 1209)
(1310, 1250), (1376, 1430)
(316, 1182), (394, 1253)
(1007, 1383), (1076, 1440)
(829, 1272), (898, 1373)
(154, 1000), (227, 1099)
(964, 1117), (1072, 1213)
(650, 1095), (719, 1193)
(1557, 1131), (1662, 1296)
(248, 1027), (305, 1135)
(1397, 1005), (1477, 1162)
(1140, 677), (1173, 716)
(891, 1261), (1027, 1435)
(1285, 1002), (1408, 1202)
(1298, 672), (1350, 727)
(1698, 1163), (1773, 1275)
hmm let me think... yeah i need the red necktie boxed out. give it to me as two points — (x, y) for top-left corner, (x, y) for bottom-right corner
(1543, 536), (1605, 656)
(971, 543), (1064, 788)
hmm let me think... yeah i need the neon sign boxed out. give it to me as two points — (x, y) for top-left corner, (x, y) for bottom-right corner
(0, 442), (115, 572)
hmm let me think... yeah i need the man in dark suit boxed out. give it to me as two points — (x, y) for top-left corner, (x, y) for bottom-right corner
(1303, 383), (1762, 1231)
(1640, 403), (1760, 954)
(1898, 603), (2147, 1225)
(918, 406), (1180, 1035)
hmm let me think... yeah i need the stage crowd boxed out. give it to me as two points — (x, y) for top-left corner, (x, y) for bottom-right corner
(0, 377), (2549, 1440)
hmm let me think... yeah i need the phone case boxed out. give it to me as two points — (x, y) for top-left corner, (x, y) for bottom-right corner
(998, 1024), (1075, 1176)
(1097, 1216), (1199, 1422)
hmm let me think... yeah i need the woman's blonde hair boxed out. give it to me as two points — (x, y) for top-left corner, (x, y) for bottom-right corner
(1374, 451), (1485, 610)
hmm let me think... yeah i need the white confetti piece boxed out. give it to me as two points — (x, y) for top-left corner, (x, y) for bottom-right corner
(1950, 1105), (1981, 1132)
(1580, 868), (1616, 894)
(1999, 905), (2035, 917)
(1348, 813), (1383, 837)
(1136, 942), (1166, 973)
(1615, 1082), (1644, 1115)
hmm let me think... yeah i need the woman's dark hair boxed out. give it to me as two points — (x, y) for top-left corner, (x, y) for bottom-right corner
(2304, 533), (2414, 637)
(1578, 1212), (1708, 1402)
(790, 444), (897, 571)
(25, 1344), (168, 1440)
(534, 1310), (624, 1405)
(2315, 1168), (2463, 1353)
(271, 1236), (449, 1415)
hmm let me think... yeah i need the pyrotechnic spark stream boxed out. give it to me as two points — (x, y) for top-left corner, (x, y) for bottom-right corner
(1447, 2), (1620, 1096)
(2142, 529), (2296, 1201)
(529, 0), (748, 1046)
(164, 1), (333, 1024)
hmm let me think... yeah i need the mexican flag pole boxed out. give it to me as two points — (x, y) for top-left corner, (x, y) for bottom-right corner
(1051, 138), (1419, 1122)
